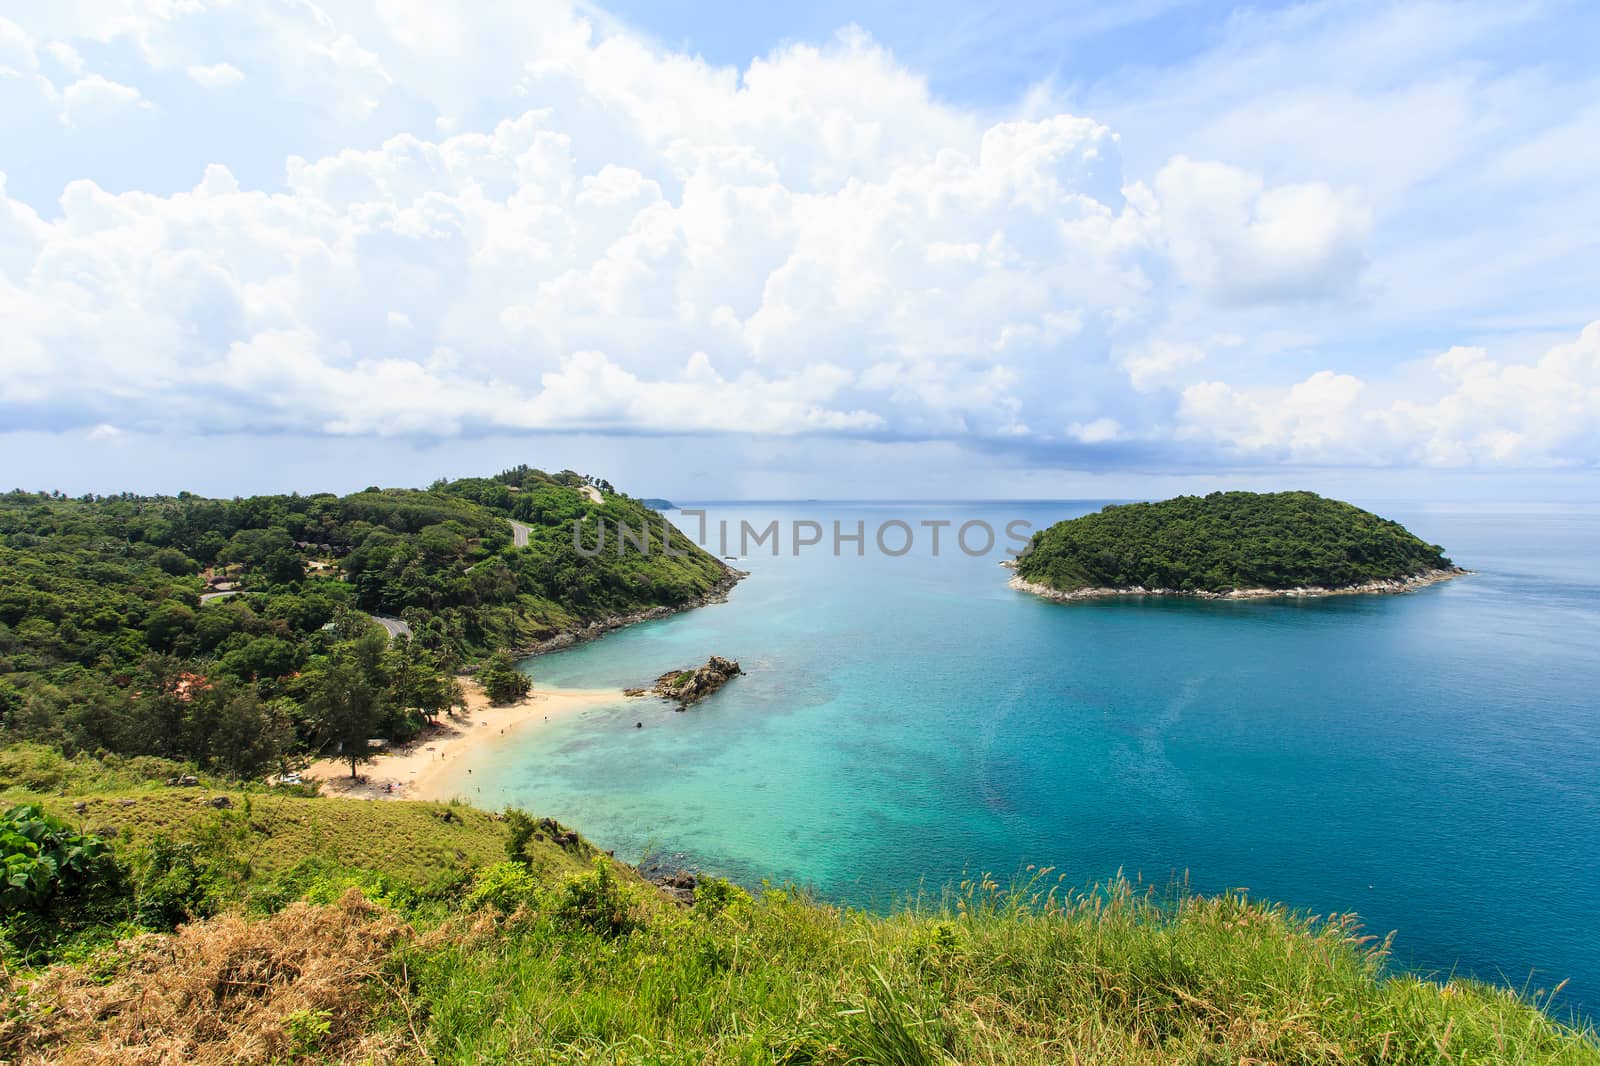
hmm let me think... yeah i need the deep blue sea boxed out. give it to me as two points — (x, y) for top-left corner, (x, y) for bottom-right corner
(442, 501), (1600, 1019)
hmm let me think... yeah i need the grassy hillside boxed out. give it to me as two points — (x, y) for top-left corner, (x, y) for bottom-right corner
(2, 784), (1594, 1064)
(1017, 491), (1454, 595)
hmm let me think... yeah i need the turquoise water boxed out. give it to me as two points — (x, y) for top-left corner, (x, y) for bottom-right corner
(445, 501), (1600, 1017)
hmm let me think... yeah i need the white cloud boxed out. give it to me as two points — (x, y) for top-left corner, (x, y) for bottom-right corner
(1122, 339), (1206, 392)
(1149, 156), (1371, 305)
(187, 62), (243, 88)
(44, 41), (83, 75)
(0, 16), (37, 73)
(1069, 417), (1123, 443)
(0, 0), (1595, 481)
(60, 74), (149, 126)
(1177, 323), (1600, 467)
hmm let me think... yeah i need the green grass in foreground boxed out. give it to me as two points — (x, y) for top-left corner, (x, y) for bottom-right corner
(3, 789), (1596, 1065)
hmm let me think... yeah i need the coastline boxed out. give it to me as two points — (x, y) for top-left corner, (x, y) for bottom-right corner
(307, 563), (744, 802)
(1007, 565), (1469, 603)
(513, 564), (746, 657)
(305, 678), (627, 802)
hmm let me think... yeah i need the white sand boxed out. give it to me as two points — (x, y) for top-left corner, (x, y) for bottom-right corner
(305, 678), (628, 801)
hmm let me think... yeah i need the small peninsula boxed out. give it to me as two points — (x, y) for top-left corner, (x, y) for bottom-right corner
(1013, 491), (1465, 601)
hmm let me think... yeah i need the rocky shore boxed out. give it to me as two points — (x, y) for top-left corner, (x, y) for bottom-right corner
(515, 564), (746, 657)
(1008, 565), (1469, 602)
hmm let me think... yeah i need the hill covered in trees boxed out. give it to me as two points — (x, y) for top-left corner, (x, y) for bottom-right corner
(1015, 491), (1456, 596)
(0, 466), (730, 778)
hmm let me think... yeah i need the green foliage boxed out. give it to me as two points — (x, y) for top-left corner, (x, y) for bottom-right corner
(477, 651), (531, 704)
(282, 1008), (334, 1058)
(549, 857), (640, 938)
(410, 866), (1598, 1064)
(690, 875), (752, 919)
(297, 633), (389, 778)
(0, 804), (126, 963)
(131, 834), (224, 928)
(465, 861), (542, 914)
(0, 471), (727, 777)
(1018, 490), (1454, 594)
(130, 805), (253, 928)
(1, 804), (120, 912)
(0, 743), (188, 794)
(504, 807), (538, 866)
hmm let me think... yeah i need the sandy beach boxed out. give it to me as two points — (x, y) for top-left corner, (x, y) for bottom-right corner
(305, 678), (628, 802)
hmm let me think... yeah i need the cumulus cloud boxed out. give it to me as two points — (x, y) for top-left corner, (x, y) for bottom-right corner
(0, 0), (1592, 477)
(1177, 323), (1600, 467)
(0, 17), (1178, 445)
(1150, 156), (1371, 305)
(60, 73), (149, 125)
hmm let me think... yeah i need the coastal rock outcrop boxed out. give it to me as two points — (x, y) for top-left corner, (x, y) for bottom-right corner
(635, 656), (742, 708)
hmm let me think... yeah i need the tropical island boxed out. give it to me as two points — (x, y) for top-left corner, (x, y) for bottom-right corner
(4, 476), (1593, 1064)
(1012, 490), (1465, 601)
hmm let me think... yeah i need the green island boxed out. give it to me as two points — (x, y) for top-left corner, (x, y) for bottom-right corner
(1015, 491), (1462, 599)
(3, 478), (1593, 1064)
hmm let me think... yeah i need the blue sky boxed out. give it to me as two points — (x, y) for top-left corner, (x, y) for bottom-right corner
(1, 1), (1597, 499)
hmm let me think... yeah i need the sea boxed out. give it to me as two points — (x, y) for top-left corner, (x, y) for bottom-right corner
(436, 501), (1600, 1020)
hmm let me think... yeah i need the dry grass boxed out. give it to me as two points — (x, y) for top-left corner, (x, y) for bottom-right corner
(2, 888), (413, 1065)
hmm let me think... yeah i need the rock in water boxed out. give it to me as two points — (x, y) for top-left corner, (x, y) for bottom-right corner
(646, 656), (742, 707)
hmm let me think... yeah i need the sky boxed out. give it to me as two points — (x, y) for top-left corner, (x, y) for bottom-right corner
(1, 0), (1597, 501)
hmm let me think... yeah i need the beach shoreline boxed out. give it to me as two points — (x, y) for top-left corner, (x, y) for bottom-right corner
(305, 678), (629, 802)
(1007, 566), (1469, 603)
(304, 564), (743, 803)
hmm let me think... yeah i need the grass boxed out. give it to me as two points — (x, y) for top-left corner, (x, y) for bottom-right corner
(3, 789), (1597, 1065)
(18, 789), (581, 889)
(410, 874), (1599, 1064)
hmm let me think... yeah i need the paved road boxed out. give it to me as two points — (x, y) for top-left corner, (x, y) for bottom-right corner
(373, 616), (412, 641)
(199, 590), (243, 604)
(509, 519), (532, 548)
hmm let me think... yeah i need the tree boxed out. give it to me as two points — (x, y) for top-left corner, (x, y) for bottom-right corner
(143, 603), (195, 654)
(384, 637), (456, 726)
(302, 649), (385, 779)
(261, 548), (306, 586)
(479, 652), (531, 704)
(151, 547), (198, 576)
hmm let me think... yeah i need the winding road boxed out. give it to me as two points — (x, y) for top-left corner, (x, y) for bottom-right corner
(509, 519), (532, 548)
(372, 616), (412, 641)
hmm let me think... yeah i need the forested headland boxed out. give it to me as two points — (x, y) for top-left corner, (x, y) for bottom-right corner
(0, 466), (729, 779)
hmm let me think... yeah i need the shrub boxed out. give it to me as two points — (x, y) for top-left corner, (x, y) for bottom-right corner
(1, 805), (122, 910)
(465, 861), (542, 914)
(691, 876), (752, 919)
(0, 804), (127, 959)
(553, 858), (640, 937)
(133, 836), (223, 929)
